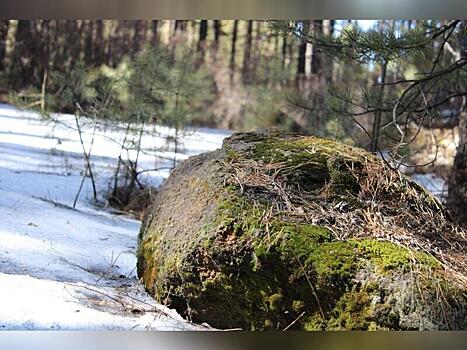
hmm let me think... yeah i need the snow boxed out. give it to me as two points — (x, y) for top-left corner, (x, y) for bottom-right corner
(0, 104), (230, 330)
(411, 173), (448, 201)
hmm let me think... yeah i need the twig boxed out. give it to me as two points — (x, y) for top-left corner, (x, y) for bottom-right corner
(64, 282), (127, 308)
(293, 256), (325, 319)
(112, 123), (132, 198)
(283, 311), (306, 331)
(73, 108), (98, 208)
(96, 251), (124, 283)
(41, 70), (48, 115)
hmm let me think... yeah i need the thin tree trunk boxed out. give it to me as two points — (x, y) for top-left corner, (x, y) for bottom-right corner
(11, 20), (34, 89)
(242, 21), (253, 84)
(296, 21), (308, 82)
(84, 20), (94, 66)
(197, 20), (208, 51)
(253, 21), (262, 80)
(110, 21), (124, 66)
(370, 60), (387, 153)
(67, 21), (82, 68)
(213, 20), (221, 54)
(282, 35), (287, 69)
(105, 21), (114, 66)
(447, 20), (467, 225)
(151, 20), (159, 46)
(41, 20), (51, 73)
(196, 20), (208, 63)
(214, 20), (221, 42)
(132, 20), (144, 58)
(94, 20), (105, 66)
(229, 20), (238, 81)
(174, 20), (184, 33)
(49, 21), (60, 71)
(325, 20), (335, 82)
(311, 20), (323, 74)
(0, 20), (9, 71)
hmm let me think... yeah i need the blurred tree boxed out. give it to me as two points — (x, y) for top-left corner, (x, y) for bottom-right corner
(447, 20), (467, 225)
(150, 20), (159, 46)
(94, 20), (105, 66)
(10, 20), (35, 89)
(83, 20), (94, 66)
(296, 21), (308, 80)
(230, 20), (238, 81)
(0, 21), (9, 71)
(198, 20), (208, 51)
(242, 21), (253, 84)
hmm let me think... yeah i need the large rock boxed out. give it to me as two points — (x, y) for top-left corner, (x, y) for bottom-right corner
(137, 131), (467, 330)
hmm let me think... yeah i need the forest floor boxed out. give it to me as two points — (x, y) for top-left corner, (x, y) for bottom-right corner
(0, 103), (446, 330)
(0, 104), (229, 330)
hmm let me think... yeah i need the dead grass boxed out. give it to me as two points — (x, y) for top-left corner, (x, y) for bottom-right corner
(225, 137), (467, 289)
(108, 186), (158, 220)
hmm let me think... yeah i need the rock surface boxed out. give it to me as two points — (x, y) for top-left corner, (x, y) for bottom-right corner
(137, 131), (467, 330)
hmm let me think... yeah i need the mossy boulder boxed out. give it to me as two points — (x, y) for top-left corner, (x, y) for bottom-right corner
(137, 130), (467, 330)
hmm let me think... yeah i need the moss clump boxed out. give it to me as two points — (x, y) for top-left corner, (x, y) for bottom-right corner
(137, 131), (467, 330)
(247, 136), (367, 194)
(355, 239), (440, 272)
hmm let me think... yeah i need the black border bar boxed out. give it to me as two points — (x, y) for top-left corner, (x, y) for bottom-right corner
(1, 0), (467, 19)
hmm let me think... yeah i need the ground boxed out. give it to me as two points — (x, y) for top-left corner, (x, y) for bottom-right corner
(0, 103), (229, 330)
(0, 103), (451, 330)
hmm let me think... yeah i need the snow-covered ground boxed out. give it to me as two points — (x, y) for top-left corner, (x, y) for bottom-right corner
(411, 173), (448, 201)
(0, 104), (230, 330)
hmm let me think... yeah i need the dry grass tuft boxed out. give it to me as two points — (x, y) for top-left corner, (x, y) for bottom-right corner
(225, 136), (467, 289)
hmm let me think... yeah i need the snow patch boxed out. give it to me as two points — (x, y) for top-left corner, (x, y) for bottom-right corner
(0, 104), (228, 330)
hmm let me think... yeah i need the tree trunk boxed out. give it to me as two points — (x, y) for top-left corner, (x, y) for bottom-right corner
(229, 20), (238, 80)
(282, 35), (287, 69)
(253, 21), (262, 78)
(214, 20), (221, 43)
(41, 20), (51, 73)
(34, 20), (51, 80)
(0, 20), (9, 71)
(94, 20), (105, 66)
(325, 20), (335, 82)
(311, 20), (323, 74)
(151, 20), (159, 46)
(132, 20), (145, 58)
(370, 60), (387, 154)
(197, 20), (208, 63)
(65, 21), (82, 68)
(174, 20), (182, 33)
(108, 21), (122, 67)
(242, 20), (253, 84)
(105, 21), (114, 66)
(447, 20), (467, 225)
(28, 21), (43, 85)
(84, 20), (94, 66)
(50, 20), (62, 71)
(11, 20), (34, 89)
(296, 21), (308, 81)
(197, 20), (208, 51)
